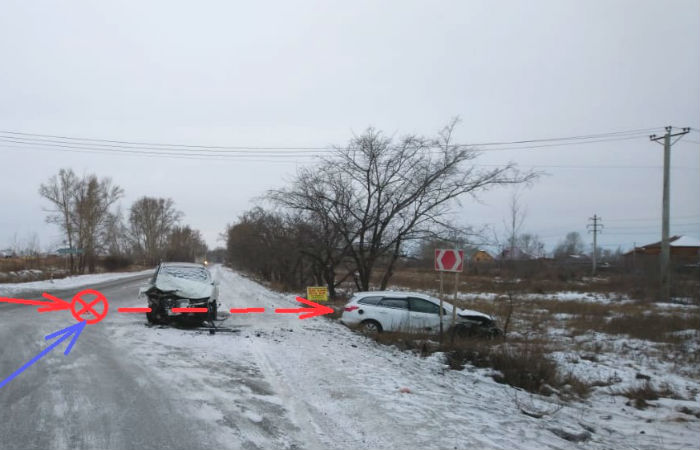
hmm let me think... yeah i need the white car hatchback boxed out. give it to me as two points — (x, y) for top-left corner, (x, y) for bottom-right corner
(340, 291), (500, 336)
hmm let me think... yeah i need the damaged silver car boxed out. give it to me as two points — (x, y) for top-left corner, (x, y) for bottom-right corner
(140, 262), (219, 325)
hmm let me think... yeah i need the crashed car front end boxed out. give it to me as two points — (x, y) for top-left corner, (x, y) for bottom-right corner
(454, 308), (502, 337)
(141, 270), (216, 323)
(144, 287), (211, 320)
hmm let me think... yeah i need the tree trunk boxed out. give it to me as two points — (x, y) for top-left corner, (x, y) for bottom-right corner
(379, 239), (402, 290)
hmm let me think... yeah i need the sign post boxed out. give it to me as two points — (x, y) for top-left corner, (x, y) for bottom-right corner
(434, 249), (464, 342)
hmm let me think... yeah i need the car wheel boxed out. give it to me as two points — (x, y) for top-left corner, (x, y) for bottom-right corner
(146, 304), (162, 324)
(360, 320), (382, 335)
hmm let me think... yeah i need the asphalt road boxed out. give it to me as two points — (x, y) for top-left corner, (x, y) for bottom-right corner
(0, 274), (221, 450)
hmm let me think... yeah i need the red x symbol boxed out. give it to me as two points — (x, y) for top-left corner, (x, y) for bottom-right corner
(70, 289), (109, 324)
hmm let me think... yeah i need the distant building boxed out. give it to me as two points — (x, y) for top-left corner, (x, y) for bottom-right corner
(624, 235), (700, 260)
(471, 249), (494, 263)
(498, 247), (532, 261)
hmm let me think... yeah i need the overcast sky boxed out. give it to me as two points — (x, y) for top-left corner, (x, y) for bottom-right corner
(1, 0), (698, 254)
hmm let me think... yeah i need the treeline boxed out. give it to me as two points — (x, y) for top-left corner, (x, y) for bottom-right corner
(40, 168), (207, 274)
(226, 119), (534, 298)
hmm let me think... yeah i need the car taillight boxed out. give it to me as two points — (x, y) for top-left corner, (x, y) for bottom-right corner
(344, 305), (359, 312)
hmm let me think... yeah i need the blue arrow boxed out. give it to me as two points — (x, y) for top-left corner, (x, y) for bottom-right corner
(0, 321), (87, 389)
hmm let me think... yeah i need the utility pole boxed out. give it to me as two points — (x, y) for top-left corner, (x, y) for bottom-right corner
(650, 126), (690, 301)
(587, 215), (603, 275)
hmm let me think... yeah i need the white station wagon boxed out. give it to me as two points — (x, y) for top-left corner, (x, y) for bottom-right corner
(340, 290), (500, 336)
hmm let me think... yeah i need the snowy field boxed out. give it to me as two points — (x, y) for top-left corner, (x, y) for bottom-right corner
(106, 266), (699, 450)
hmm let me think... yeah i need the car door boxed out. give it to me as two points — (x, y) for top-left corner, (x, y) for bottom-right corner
(407, 297), (442, 332)
(375, 297), (410, 332)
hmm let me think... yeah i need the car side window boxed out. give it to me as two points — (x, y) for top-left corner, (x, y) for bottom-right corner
(357, 296), (382, 305)
(378, 297), (408, 310)
(408, 297), (440, 314)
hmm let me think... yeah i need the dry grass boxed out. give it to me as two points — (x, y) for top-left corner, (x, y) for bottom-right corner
(379, 263), (700, 304)
(367, 330), (591, 399)
(616, 381), (684, 409)
(452, 294), (700, 345)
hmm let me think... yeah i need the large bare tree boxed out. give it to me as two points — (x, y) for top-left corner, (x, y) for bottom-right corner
(128, 197), (182, 265)
(73, 175), (123, 272)
(271, 119), (537, 292)
(40, 169), (123, 273)
(165, 225), (208, 262)
(39, 169), (79, 273)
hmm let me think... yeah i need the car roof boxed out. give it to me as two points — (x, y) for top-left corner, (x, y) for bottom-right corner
(353, 290), (434, 300)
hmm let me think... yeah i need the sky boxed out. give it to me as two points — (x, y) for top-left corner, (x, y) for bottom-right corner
(0, 0), (698, 254)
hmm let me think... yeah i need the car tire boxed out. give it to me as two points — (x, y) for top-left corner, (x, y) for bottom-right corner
(146, 305), (161, 324)
(360, 320), (382, 335)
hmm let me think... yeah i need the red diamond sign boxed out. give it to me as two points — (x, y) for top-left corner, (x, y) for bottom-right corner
(434, 249), (464, 272)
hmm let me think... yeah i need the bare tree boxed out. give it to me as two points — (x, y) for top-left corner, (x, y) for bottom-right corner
(271, 119), (537, 291)
(504, 190), (527, 260)
(165, 225), (208, 262)
(73, 175), (123, 272)
(39, 169), (79, 273)
(102, 206), (130, 256)
(516, 233), (546, 259)
(129, 197), (182, 265)
(553, 232), (585, 259)
(40, 169), (122, 273)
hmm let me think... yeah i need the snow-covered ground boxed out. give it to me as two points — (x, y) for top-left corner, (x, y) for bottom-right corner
(385, 287), (634, 304)
(106, 265), (699, 450)
(0, 268), (153, 296)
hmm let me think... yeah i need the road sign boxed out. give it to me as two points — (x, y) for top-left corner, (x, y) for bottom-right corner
(306, 286), (329, 302)
(56, 247), (83, 255)
(434, 249), (464, 272)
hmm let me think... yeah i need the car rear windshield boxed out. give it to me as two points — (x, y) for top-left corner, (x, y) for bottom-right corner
(160, 265), (209, 282)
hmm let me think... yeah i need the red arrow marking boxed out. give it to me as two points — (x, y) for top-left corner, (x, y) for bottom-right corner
(70, 289), (109, 324)
(274, 296), (334, 319)
(171, 307), (208, 313)
(229, 308), (265, 313)
(0, 293), (71, 313)
(117, 307), (152, 313)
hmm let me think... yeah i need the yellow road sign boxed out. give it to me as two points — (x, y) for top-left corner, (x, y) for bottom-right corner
(306, 286), (329, 302)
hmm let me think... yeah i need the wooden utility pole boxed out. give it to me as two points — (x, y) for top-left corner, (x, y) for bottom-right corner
(650, 126), (690, 301)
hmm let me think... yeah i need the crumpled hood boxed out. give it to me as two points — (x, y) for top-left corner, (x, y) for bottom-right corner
(457, 308), (493, 322)
(151, 273), (214, 299)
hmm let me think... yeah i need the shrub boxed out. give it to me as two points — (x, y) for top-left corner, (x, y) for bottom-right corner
(617, 381), (682, 409)
(442, 339), (590, 398)
(102, 254), (133, 271)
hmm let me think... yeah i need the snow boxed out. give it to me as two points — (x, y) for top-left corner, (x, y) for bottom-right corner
(412, 289), (632, 304)
(106, 265), (699, 450)
(670, 236), (700, 247)
(0, 269), (154, 296)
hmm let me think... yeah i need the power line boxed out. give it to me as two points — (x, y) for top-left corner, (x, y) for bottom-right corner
(605, 214), (700, 222)
(0, 126), (663, 150)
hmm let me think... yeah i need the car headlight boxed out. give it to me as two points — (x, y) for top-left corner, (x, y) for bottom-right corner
(188, 298), (209, 307)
